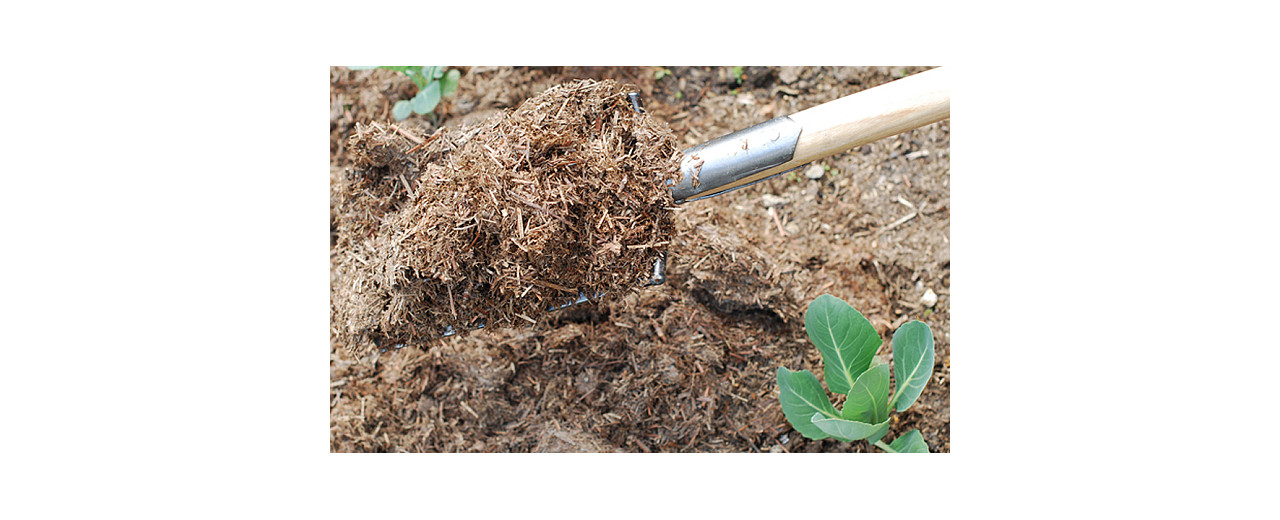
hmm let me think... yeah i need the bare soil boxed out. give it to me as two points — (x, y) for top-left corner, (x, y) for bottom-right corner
(330, 66), (949, 452)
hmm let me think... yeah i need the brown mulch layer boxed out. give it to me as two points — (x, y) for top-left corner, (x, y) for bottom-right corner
(332, 79), (682, 353)
(331, 67), (950, 453)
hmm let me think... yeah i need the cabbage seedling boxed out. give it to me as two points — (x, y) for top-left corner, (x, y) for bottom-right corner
(348, 66), (461, 120)
(777, 294), (935, 452)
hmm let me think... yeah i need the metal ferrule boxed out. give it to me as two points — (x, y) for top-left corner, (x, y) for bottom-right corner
(669, 116), (803, 203)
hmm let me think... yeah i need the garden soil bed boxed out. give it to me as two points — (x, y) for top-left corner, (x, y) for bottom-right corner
(330, 66), (950, 452)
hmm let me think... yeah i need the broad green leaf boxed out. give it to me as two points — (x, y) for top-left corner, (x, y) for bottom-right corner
(777, 367), (839, 440)
(412, 82), (441, 115)
(891, 320), (935, 412)
(865, 418), (891, 445)
(887, 429), (929, 453)
(440, 69), (461, 97)
(804, 294), (881, 395)
(841, 364), (890, 425)
(392, 100), (412, 121)
(810, 413), (891, 442)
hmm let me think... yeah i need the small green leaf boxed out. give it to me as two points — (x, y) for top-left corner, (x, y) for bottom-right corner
(810, 413), (891, 442)
(841, 364), (890, 425)
(392, 100), (412, 120)
(891, 320), (935, 412)
(805, 294), (882, 395)
(887, 429), (929, 453)
(777, 367), (839, 440)
(412, 82), (441, 115)
(440, 69), (461, 97)
(427, 66), (444, 79)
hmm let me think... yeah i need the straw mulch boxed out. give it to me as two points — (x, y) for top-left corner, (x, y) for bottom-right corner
(332, 79), (682, 353)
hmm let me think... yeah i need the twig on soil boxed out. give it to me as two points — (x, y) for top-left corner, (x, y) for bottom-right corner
(878, 209), (917, 234)
(447, 284), (457, 319)
(872, 259), (888, 286)
(625, 241), (670, 250)
(853, 197), (919, 237)
(390, 124), (424, 145)
(406, 128), (445, 153)
(768, 207), (789, 236)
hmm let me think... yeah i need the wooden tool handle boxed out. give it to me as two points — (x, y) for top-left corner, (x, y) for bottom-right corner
(790, 67), (949, 164)
(705, 67), (949, 195)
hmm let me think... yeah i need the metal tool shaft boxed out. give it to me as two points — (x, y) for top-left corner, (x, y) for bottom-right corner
(670, 116), (803, 203)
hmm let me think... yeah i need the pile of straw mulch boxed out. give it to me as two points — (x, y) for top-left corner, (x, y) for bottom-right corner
(332, 79), (682, 352)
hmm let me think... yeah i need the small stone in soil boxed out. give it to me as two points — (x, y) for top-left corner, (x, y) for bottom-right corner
(920, 288), (938, 308)
(804, 163), (825, 180)
(761, 194), (788, 208)
(779, 66), (800, 84)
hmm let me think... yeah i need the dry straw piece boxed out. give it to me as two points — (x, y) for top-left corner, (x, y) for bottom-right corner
(332, 79), (682, 353)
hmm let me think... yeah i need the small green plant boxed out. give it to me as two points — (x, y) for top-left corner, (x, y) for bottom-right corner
(777, 294), (935, 453)
(349, 66), (461, 120)
(730, 66), (744, 84)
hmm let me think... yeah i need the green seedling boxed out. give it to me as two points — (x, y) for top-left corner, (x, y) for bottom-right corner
(349, 66), (461, 120)
(777, 294), (936, 452)
(730, 66), (744, 84)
